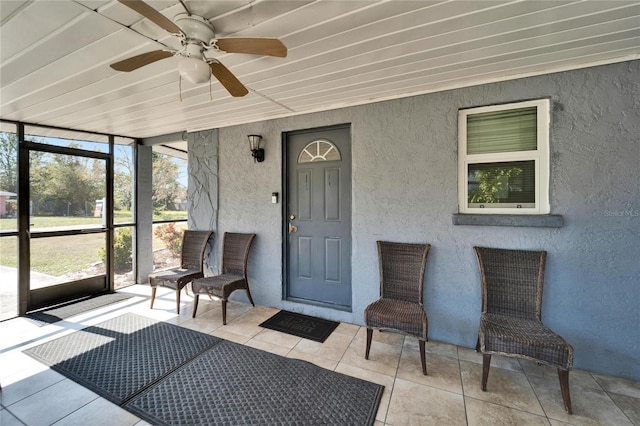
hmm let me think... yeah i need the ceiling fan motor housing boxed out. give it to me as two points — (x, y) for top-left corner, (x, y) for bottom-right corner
(174, 13), (215, 44)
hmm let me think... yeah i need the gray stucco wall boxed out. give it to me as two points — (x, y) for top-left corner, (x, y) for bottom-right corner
(187, 129), (218, 275)
(193, 60), (639, 380)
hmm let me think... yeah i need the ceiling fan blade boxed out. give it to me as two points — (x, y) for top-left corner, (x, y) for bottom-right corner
(110, 50), (173, 72)
(118, 0), (184, 36)
(216, 38), (287, 58)
(209, 62), (249, 97)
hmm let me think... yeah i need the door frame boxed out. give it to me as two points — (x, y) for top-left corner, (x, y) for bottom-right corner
(281, 123), (352, 309)
(16, 122), (115, 314)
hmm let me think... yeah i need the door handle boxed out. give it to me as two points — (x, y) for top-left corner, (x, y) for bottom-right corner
(288, 223), (298, 233)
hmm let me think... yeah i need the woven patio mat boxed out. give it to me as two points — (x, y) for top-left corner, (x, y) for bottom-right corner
(25, 313), (384, 425)
(24, 313), (221, 404)
(27, 293), (133, 324)
(259, 310), (340, 342)
(126, 340), (384, 426)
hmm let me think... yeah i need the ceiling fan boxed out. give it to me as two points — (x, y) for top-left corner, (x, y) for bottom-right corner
(110, 0), (287, 97)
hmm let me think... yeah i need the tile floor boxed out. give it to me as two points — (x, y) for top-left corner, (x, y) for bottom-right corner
(1, 285), (638, 426)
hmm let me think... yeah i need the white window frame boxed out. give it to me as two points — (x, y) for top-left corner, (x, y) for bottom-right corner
(458, 99), (550, 215)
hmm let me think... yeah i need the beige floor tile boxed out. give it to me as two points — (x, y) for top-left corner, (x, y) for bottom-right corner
(592, 373), (640, 399)
(334, 362), (395, 423)
(209, 327), (250, 344)
(519, 360), (602, 390)
(335, 362), (396, 388)
(528, 374), (633, 425)
(245, 338), (292, 357)
(7, 379), (99, 425)
(217, 320), (263, 338)
(323, 327), (357, 348)
(386, 378), (466, 425)
(286, 349), (339, 370)
(341, 336), (401, 377)
(0, 366), (66, 406)
(458, 347), (523, 372)
(333, 322), (360, 338)
(251, 328), (303, 349)
(178, 316), (222, 334)
(465, 397), (551, 426)
(548, 421), (573, 426)
(234, 305), (279, 325)
(51, 397), (140, 426)
(292, 332), (353, 362)
(0, 408), (23, 426)
(397, 350), (463, 394)
(403, 338), (458, 359)
(460, 360), (545, 415)
(608, 393), (640, 425)
(356, 326), (405, 347)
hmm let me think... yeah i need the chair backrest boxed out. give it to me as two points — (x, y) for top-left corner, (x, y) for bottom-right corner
(474, 247), (546, 321)
(221, 232), (256, 277)
(377, 241), (430, 304)
(180, 230), (213, 270)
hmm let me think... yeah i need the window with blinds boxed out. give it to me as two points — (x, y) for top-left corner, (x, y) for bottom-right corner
(458, 99), (550, 214)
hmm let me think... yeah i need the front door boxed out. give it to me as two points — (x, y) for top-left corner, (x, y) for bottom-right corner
(285, 125), (351, 310)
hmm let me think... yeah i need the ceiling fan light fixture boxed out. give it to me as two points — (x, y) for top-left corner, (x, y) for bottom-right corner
(178, 56), (211, 84)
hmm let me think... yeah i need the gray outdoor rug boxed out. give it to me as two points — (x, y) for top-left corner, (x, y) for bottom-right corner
(24, 313), (384, 425)
(27, 293), (133, 324)
(24, 313), (221, 404)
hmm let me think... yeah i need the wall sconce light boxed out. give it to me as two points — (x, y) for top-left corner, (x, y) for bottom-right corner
(248, 134), (264, 162)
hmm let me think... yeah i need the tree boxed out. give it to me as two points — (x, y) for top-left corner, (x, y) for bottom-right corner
(0, 132), (18, 193)
(468, 166), (523, 204)
(114, 146), (135, 211)
(151, 152), (184, 212)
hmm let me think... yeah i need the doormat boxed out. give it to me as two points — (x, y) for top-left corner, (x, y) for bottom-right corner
(26, 293), (133, 324)
(259, 310), (340, 342)
(24, 313), (383, 426)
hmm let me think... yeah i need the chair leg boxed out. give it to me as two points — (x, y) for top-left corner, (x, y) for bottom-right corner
(365, 328), (373, 360)
(192, 295), (199, 318)
(481, 354), (491, 391)
(175, 288), (181, 315)
(558, 368), (572, 414)
(419, 339), (427, 375)
(150, 287), (156, 309)
(245, 286), (255, 306)
(221, 299), (227, 325)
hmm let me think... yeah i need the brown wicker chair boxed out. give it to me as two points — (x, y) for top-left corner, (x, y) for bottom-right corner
(148, 230), (212, 315)
(191, 232), (256, 325)
(364, 241), (431, 375)
(474, 246), (574, 414)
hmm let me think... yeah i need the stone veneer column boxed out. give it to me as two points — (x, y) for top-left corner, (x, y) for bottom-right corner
(187, 129), (219, 274)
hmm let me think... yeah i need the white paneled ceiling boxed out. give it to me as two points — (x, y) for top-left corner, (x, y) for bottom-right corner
(1, 0), (639, 140)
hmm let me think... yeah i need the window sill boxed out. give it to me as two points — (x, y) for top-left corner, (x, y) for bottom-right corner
(452, 214), (563, 228)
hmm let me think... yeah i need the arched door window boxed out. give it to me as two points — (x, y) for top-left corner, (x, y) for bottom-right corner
(297, 139), (341, 163)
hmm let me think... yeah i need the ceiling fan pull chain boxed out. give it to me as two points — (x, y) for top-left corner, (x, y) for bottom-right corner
(209, 78), (213, 102)
(179, 75), (183, 102)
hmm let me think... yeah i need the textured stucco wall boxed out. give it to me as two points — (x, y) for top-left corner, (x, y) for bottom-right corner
(193, 60), (640, 380)
(135, 145), (153, 284)
(187, 129), (218, 275)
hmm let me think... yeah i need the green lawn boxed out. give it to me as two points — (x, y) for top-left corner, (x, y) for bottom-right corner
(0, 233), (103, 276)
(0, 212), (187, 276)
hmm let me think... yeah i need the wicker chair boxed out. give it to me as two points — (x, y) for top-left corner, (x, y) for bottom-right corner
(191, 232), (256, 325)
(474, 247), (574, 414)
(364, 241), (431, 375)
(148, 230), (212, 315)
